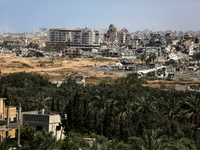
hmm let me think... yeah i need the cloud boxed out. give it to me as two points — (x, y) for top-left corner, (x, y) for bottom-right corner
(0, 23), (14, 33)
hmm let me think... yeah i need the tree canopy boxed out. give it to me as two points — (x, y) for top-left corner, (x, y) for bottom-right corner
(0, 72), (198, 149)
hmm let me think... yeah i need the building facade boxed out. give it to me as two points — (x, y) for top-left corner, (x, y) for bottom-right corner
(62, 48), (83, 58)
(46, 28), (101, 51)
(118, 28), (130, 45)
(23, 112), (65, 140)
(104, 24), (118, 43)
(118, 30), (126, 44)
(0, 98), (18, 141)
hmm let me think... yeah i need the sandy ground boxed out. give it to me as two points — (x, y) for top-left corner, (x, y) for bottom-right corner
(1, 53), (199, 87)
(0, 53), (126, 84)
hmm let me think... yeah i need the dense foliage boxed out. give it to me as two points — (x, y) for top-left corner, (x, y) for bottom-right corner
(0, 72), (198, 149)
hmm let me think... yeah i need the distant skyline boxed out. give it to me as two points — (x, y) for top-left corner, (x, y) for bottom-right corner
(1, 0), (200, 33)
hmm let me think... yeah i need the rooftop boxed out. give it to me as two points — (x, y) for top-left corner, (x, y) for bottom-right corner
(58, 29), (82, 31)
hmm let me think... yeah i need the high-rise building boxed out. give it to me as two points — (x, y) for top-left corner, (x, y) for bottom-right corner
(104, 24), (118, 43)
(118, 28), (130, 44)
(46, 28), (101, 51)
(103, 25), (130, 44)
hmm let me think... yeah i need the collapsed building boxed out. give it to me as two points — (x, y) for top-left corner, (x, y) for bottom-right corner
(62, 48), (83, 58)
(13, 48), (58, 58)
(137, 64), (174, 78)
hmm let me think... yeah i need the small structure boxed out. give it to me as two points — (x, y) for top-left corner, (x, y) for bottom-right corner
(49, 81), (63, 88)
(23, 110), (65, 140)
(175, 84), (190, 91)
(62, 48), (83, 58)
(188, 60), (199, 71)
(84, 138), (96, 147)
(137, 65), (169, 78)
(0, 98), (18, 141)
(197, 128), (200, 150)
(75, 75), (85, 86)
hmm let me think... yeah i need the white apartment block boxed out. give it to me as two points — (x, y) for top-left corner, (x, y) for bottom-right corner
(47, 28), (101, 45)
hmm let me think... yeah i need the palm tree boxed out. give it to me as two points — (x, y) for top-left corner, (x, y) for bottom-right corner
(129, 128), (169, 150)
(92, 87), (113, 114)
(4, 87), (21, 106)
(151, 53), (157, 63)
(29, 130), (56, 150)
(134, 95), (158, 129)
(30, 92), (52, 111)
(116, 88), (133, 120)
(141, 54), (146, 64)
(0, 136), (12, 150)
(167, 97), (181, 120)
(178, 95), (200, 125)
(113, 88), (134, 141)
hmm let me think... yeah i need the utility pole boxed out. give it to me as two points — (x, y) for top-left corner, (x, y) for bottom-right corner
(6, 106), (10, 137)
(18, 103), (21, 147)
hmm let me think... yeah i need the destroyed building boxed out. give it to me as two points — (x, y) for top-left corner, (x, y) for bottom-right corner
(62, 48), (83, 58)
(103, 24), (118, 43)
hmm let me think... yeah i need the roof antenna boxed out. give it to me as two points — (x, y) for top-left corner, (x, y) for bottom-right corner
(85, 22), (87, 29)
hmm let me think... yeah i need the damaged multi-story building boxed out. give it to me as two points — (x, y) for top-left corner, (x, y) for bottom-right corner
(103, 25), (131, 45)
(103, 24), (118, 43)
(46, 28), (101, 51)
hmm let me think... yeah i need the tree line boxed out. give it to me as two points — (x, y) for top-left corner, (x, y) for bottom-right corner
(0, 72), (198, 149)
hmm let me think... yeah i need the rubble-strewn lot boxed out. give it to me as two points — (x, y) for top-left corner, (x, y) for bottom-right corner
(1, 51), (200, 87)
(0, 53), (126, 84)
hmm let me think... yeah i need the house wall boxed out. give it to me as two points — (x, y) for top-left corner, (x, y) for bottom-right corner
(5, 107), (16, 121)
(1, 130), (16, 139)
(23, 114), (50, 131)
(23, 114), (65, 140)
(0, 98), (6, 120)
(49, 115), (64, 140)
(0, 98), (17, 140)
(175, 84), (189, 91)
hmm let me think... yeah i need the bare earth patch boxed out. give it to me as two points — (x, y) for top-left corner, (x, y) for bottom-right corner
(0, 54), (125, 84)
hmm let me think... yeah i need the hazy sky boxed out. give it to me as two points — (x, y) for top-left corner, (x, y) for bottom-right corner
(1, 0), (200, 33)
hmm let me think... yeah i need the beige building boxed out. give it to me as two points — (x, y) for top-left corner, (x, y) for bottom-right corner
(47, 28), (101, 51)
(0, 98), (18, 141)
(23, 111), (65, 140)
(104, 24), (118, 43)
(118, 28), (129, 45)
(118, 30), (126, 44)
(62, 48), (83, 58)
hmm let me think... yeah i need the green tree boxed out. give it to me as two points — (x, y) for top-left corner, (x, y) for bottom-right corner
(141, 54), (146, 64)
(135, 95), (158, 129)
(30, 130), (56, 150)
(151, 53), (157, 63)
(168, 137), (195, 150)
(165, 59), (176, 66)
(27, 42), (33, 48)
(61, 138), (79, 150)
(0, 136), (12, 150)
(178, 95), (200, 125)
(0, 72), (49, 88)
(33, 44), (39, 50)
(129, 128), (169, 150)
(30, 92), (52, 111)
(20, 124), (35, 148)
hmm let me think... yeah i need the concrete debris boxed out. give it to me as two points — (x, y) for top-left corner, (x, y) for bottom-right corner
(1, 25), (200, 80)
